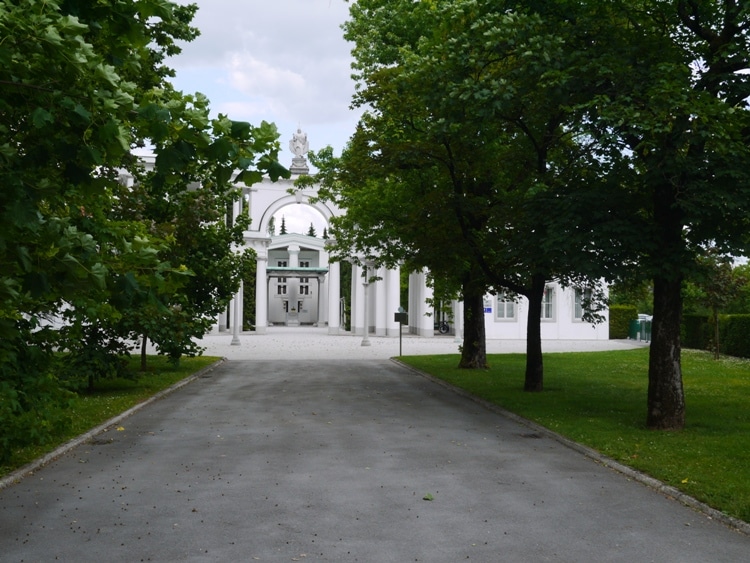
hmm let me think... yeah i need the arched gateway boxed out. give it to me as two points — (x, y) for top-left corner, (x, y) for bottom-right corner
(215, 130), (435, 344)
(216, 130), (610, 345)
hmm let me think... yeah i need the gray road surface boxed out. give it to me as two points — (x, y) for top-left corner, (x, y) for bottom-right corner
(0, 330), (747, 562)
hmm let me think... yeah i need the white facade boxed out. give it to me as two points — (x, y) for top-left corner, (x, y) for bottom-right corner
(266, 234), (329, 326)
(222, 169), (610, 342)
(238, 174), (410, 338)
(446, 283), (610, 341)
(114, 150), (610, 343)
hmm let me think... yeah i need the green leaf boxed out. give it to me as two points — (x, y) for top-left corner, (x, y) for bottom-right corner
(31, 108), (54, 128)
(235, 170), (262, 186)
(230, 120), (252, 139)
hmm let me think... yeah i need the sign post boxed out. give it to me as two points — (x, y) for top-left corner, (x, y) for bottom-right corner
(394, 309), (408, 356)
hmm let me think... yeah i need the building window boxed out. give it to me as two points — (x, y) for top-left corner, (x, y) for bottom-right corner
(574, 288), (592, 321)
(300, 276), (310, 296)
(277, 283), (287, 295)
(277, 260), (287, 267)
(300, 260), (310, 268)
(542, 286), (556, 321)
(495, 292), (516, 321)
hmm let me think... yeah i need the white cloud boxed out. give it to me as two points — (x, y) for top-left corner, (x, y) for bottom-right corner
(228, 54), (306, 99)
(168, 0), (359, 155)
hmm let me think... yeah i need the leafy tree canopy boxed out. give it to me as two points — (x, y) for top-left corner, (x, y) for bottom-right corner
(0, 0), (288, 458)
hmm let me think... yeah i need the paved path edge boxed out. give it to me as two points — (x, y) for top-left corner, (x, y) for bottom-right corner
(391, 357), (750, 537)
(0, 358), (227, 492)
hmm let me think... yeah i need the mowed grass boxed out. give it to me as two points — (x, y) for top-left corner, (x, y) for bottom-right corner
(399, 348), (750, 524)
(0, 355), (220, 479)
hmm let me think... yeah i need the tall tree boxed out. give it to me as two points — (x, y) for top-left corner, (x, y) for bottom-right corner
(583, 0), (750, 428)
(0, 0), (287, 457)
(116, 93), (287, 365)
(0, 0), (198, 457)
(312, 0), (621, 380)
(337, 0), (750, 425)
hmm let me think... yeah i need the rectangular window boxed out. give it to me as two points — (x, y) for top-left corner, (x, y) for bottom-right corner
(299, 260), (310, 268)
(277, 284), (287, 295)
(495, 292), (516, 320)
(277, 260), (287, 267)
(574, 288), (592, 320)
(542, 286), (555, 321)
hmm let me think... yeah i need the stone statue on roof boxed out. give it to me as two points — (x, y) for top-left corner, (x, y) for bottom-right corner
(289, 128), (309, 157)
(289, 127), (310, 175)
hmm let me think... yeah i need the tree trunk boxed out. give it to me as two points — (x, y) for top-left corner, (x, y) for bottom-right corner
(524, 274), (546, 392)
(140, 333), (148, 372)
(647, 276), (685, 429)
(712, 305), (720, 360)
(458, 285), (487, 369)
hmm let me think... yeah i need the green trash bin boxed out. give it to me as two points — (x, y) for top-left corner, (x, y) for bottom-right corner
(641, 320), (652, 342)
(629, 319), (641, 340)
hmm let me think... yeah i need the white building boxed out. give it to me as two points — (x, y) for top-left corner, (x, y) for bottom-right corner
(124, 132), (608, 343)
(474, 287), (608, 340)
(214, 132), (609, 344)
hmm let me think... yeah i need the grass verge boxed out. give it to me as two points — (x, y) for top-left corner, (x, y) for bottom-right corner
(399, 347), (750, 524)
(0, 355), (220, 479)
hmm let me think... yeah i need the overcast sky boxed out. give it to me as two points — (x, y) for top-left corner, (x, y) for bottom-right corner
(169, 0), (358, 160)
(166, 0), (358, 235)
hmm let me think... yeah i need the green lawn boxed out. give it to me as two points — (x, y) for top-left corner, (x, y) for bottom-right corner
(399, 348), (750, 524)
(0, 356), (220, 479)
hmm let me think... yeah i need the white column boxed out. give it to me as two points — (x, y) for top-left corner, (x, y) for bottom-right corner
(231, 281), (242, 345)
(385, 266), (401, 337)
(287, 244), (300, 320)
(255, 255), (268, 334)
(351, 263), (364, 336)
(453, 299), (463, 343)
(288, 244), (300, 267)
(328, 261), (341, 334)
(361, 264), (371, 346)
(232, 198), (241, 225)
(408, 271), (418, 335)
(409, 269), (433, 337)
(318, 273), (328, 327)
(419, 271), (434, 337)
(375, 266), (387, 336)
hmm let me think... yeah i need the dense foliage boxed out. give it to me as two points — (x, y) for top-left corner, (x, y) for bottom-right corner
(0, 0), (287, 460)
(309, 0), (624, 380)
(316, 0), (750, 428)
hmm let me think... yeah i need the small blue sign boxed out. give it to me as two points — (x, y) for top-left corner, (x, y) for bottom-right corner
(483, 307), (492, 314)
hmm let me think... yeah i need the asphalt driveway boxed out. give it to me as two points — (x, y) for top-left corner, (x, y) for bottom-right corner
(1, 354), (748, 562)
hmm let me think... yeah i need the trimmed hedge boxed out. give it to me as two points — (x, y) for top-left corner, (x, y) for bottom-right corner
(682, 314), (710, 351)
(719, 315), (750, 359)
(609, 304), (637, 339)
(681, 314), (750, 359)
